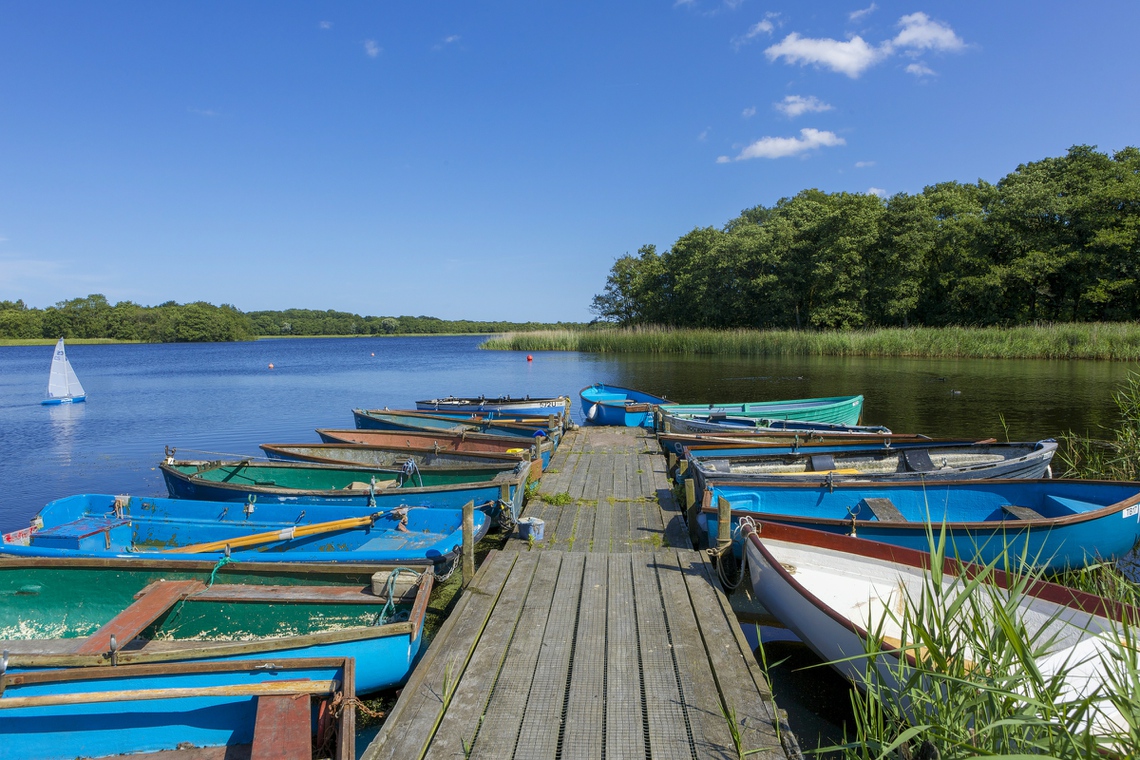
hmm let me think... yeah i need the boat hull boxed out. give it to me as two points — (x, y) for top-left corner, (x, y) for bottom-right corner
(579, 383), (667, 427)
(317, 427), (553, 468)
(354, 408), (561, 446)
(415, 395), (570, 419)
(41, 395), (86, 406)
(704, 478), (1140, 571)
(660, 394), (864, 428)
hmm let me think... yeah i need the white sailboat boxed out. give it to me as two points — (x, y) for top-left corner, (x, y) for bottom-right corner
(42, 338), (86, 405)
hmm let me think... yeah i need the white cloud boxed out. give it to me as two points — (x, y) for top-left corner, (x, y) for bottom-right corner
(854, 160), (875, 168)
(905, 62), (936, 77)
(893, 12), (964, 52)
(849, 3), (877, 22)
(718, 128), (845, 162)
(674, 0), (696, 6)
(742, 106), (756, 118)
(733, 13), (780, 48)
(698, 128), (710, 142)
(774, 94), (832, 118)
(318, 21), (332, 30)
(764, 33), (889, 78)
(364, 40), (381, 57)
(867, 187), (886, 197)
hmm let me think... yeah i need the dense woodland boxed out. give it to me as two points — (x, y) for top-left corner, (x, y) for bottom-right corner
(592, 145), (1140, 329)
(0, 296), (576, 342)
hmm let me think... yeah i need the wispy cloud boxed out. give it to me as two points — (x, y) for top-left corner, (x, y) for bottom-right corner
(717, 128), (845, 162)
(849, 3), (877, 22)
(742, 106), (756, 118)
(188, 107), (220, 117)
(774, 94), (832, 118)
(698, 128), (710, 142)
(867, 187), (886, 197)
(765, 12), (965, 78)
(906, 62), (936, 77)
(363, 40), (381, 58)
(433, 34), (461, 51)
(855, 160), (875, 168)
(318, 20), (332, 30)
(732, 13), (779, 48)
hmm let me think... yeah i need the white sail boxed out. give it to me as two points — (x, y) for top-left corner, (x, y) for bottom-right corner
(46, 338), (85, 400)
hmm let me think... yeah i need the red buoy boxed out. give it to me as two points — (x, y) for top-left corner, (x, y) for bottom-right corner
(526, 355), (533, 362)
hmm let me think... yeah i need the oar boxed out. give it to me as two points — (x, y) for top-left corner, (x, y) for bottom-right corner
(162, 513), (384, 554)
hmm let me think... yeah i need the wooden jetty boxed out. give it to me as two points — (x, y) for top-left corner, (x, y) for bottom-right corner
(363, 427), (801, 760)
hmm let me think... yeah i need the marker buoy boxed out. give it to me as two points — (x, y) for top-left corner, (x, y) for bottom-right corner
(371, 353), (375, 357)
(268, 363), (274, 369)
(526, 355), (533, 362)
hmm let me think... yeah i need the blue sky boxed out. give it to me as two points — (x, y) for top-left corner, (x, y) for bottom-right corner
(1, 1), (1137, 322)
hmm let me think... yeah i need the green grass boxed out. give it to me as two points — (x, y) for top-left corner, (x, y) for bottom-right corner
(480, 323), (1140, 360)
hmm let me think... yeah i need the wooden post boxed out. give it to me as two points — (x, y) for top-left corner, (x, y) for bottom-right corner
(685, 479), (698, 547)
(667, 452), (677, 473)
(462, 500), (475, 589)
(717, 495), (732, 553)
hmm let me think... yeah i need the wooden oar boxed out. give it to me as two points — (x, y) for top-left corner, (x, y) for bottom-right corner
(162, 513), (383, 554)
(0, 679), (338, 710)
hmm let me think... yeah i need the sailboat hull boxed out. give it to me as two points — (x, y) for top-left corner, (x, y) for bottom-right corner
(41, 395), (86, 406)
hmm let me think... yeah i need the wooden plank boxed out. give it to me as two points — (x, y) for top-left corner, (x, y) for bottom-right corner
(189, 584), (376, 605)
(567, 451), (592, 502)
(468, 552), (564, 758)
(629, 493), (651, 550)
(630, 552), (692, 760)
(76, 580), (206, 655)
(548, 500), (580, 552)
(428, 551), (542, 757)
(362, 551), (518, 760)
(680, 551), (785, 758)
(251, 693), (311, 760)
(655, 550), (736, 759)
(605, 553), (645, 760)
(591, 497), (612, 553)
(561, 553), (608, 759)
(610, 499), (633, 552)
(513, 552), (585, 759)
(571, 498), (596, 553)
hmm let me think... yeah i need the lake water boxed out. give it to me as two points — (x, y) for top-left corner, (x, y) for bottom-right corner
(0, 335), (1133, 754)
(1, 336), (1131, 526)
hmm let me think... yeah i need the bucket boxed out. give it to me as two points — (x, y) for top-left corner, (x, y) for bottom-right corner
(517, 517), (545, 542)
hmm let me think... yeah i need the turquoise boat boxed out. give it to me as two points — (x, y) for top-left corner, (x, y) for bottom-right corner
(0, 556), (433, 693)
(0, 657), (355, 759)
(579, 383), (668, 427)
(0, 493), (486, 565)
(659, 394), (865, 429)
(161, 457), (530, 522)
(703, 478), (1140, 572)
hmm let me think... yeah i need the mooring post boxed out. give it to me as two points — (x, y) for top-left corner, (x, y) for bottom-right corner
(462, 500), (475, 588)
(717, 495), (732, 553)
(685, 478), (698, 547)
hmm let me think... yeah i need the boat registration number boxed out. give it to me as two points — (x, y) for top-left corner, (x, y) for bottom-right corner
(1124, 505), (1139, 520)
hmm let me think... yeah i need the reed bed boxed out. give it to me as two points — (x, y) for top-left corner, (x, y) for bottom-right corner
(481, 323), (1140, 360)
(827, 534), (1140, 759)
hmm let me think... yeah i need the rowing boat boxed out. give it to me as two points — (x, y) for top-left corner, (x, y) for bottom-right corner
(579, 383), (668, 427)
(416, 394), (570, 420)
(659, 394), (865, 428)
(316, 427), (553, 468)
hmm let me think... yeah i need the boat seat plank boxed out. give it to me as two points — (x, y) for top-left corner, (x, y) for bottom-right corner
(76, 580), (207, 655)
(903, 449), (936, 472)
(250, 693), (312, 760)
(859, 497), (907, 522)
(187, 584), (378, 605)
(809, 454), (836, 472)
(1002, 504), (1045, 521)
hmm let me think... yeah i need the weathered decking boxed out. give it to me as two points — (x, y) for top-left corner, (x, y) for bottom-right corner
(363, 427), (799, 760)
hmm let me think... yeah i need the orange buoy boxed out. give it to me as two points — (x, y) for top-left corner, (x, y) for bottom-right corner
(371, 353), (375, 357)
(268, 363), (274, 369)
(526, 355), (533, 362)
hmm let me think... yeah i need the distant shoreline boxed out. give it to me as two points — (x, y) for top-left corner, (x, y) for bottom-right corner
(0, 333), (508, 347)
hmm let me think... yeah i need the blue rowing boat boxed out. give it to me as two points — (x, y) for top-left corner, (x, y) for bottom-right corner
(0, 493), (487, 564)
(579, 383), (668, 427)
(659, 394), (865, 431)
(702, 478), (1140, 571)
(354, 408), (561, 446)
(0, 658), (355, 760)
(416, 394), (570, 420)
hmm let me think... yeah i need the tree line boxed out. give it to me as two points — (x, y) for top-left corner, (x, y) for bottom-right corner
(0, 296), (579, 342)
(591, 145), (1140, 329)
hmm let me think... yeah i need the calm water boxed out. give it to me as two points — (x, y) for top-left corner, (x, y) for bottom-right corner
(0, 335), (1132, 528)
(0, 335), (1133, 752)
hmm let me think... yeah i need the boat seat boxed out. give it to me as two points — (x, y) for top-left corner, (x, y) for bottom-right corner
(251, 693), (312, 760)
(903, 449), (936, 472)
(75, 580), (206, 655)
(345, 480), (397, 491)
(809, 454), (836, 472)
(30, 517), (132, 552)
(859, 497), (907, 522)
(1001, 504), (1045, 521)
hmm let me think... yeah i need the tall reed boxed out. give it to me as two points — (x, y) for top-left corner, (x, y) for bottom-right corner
(480, 324), (1140, 360)
(1057, 371), (1140, 480)
(827, 533), (1140, 759)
